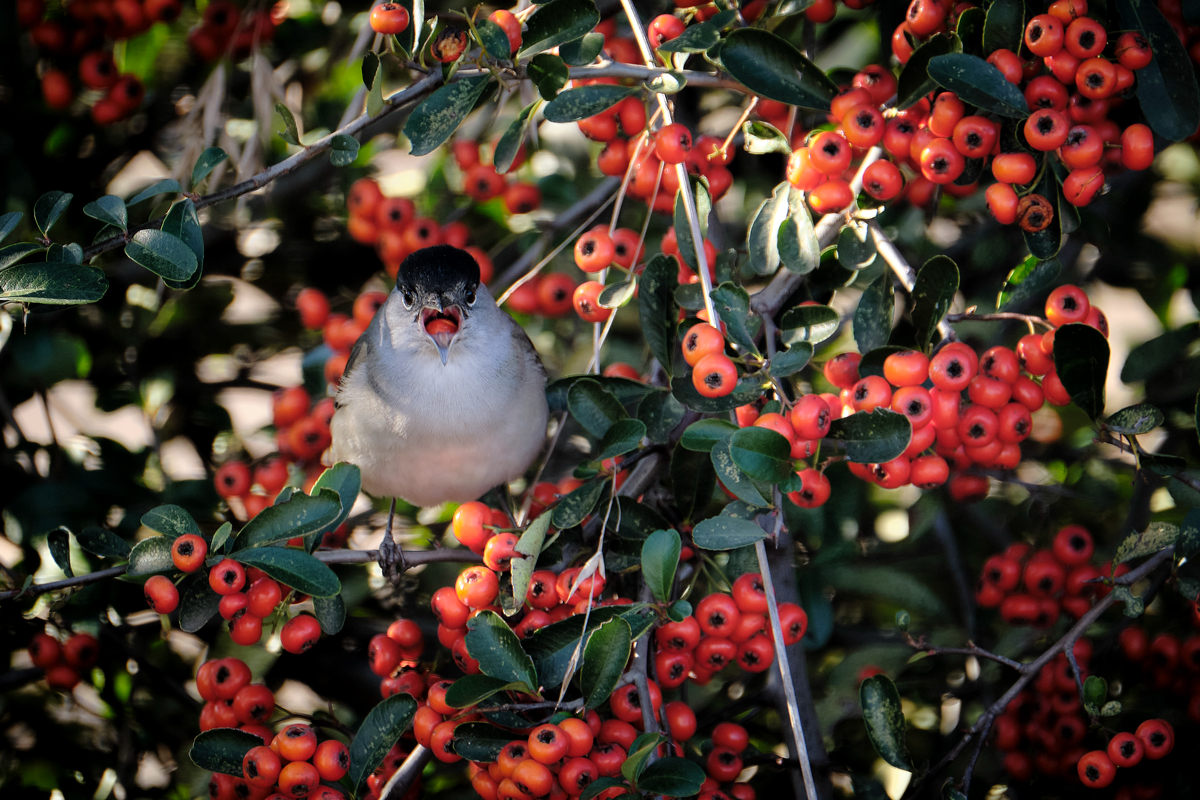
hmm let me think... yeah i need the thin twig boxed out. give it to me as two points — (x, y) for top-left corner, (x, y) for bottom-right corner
(945, 312), (1054, 329)
(378, 745), (432, 800)
(908, 640), (1025, 672)
(866, 220), (956, 342)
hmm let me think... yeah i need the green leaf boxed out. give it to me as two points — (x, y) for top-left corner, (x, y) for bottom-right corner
(680, 419), (739, 453)
(495, 101), (539, 173)
(729, 426), (793, 483)
(34, 191), (73, 238)
(451, 722), (514, 761)
(671, 372), (764, 413)
(307, 463), (361, 552)
(190, 728), (262, 776)
(781, 304), (840, 346)
(82, 195), (127, 231)
(179, 572), (221, 633)
(838, 223), (877, 270)
(466, 611), (539, 690)
(1121, 323), (1200, 383)
(552, 477), (607, 529)
(983, 0), (1024, 53)
(523, 605), (656, 690)
(911, 255), (959, 350)
(898, 34), (961, 110)
(1117, 0), (1200, 141)
(710, 282), (758, 355)
(692, 514), (766, 550)
(474, 19), (511, 60)
(125, 230), (198, 282)
(528, 53), (568, 101)
(637, 757), (706, 796)
(210, 522), (233, 555)
(0, 211), (22, 243)
(276, 102), (302, 145)
(598, 278), (636, 309)
(77, 526), (131, 558)
(508, 510), (553, 618)
(742, 120), (791, 156)
(1105, 403), (1164, 435)
(568, 378), (628, 439)
(747, 181), (790, 275)
(769, 342), (813, 377)
(190, 147), (228, 190)
(1100, 700), (1123, 716)
(560, 32), (605, 65)
(997, 255), (1060, 311)
(720, 28), (837, 112)
(543, 84), (636, 123)
(598, 419), (646, 461)
(445, 674), (525, 708)
(1083, 675), (1107, 714)
(581, 617), (632, 709)
(329, 134), (360, 167)
(161, 199), (205, 290)
(518, 0), (599, 58)
(860, 675), (911, 770)
(779, 187), (821, 275)
(637, 254), (678, 379)
(712, 442), (768, 506)
(0, 242), (48, 270)
(826, 565), (947, 617)
(855, 272), (895, 354)
(141, 504), (201, 539)
(126, 535), (174, 576)
(348, 694), (418, 789)
(641, 529), (681, 603)
(404, 76), (491, 156)
(623, 733), (667, 784)
(128, 179), (183, 205)
(927, 53), (1029, 117)
(229, 546), (341, 597)
(638, 391), (684, 443)
(232, 489), (342, 550)
(0, 262), (106, 305)
(674, 181), (711, 269)
(47, 528), (73, 578)
(579, 778), (628, 800)
(828, 409), (912, 463)
(657, 22), (720, 53)
(312, 593), (346, 634)
(1053, 323), (1110, 421)
(956, 6), (985, 55)
(1112, 585), (1146, 617)
(1114, 521), (1179, 565)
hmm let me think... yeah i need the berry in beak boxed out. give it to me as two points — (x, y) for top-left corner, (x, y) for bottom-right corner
(422, 305), (462, 364)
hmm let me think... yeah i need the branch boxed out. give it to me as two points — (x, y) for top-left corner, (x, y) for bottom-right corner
(866, 220), (955, 342)
(567, 63), (748, 93)
(945, 312), (1053, 330)
(379, 744), (432, 800)
(906, 639), (1025, 672)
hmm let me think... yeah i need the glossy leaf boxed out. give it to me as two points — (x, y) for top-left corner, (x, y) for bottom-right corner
(680, 419), (738, 453)
(1053, 323), (1109, 421)
(855, 272), (895, 354)
(161, 199), (205, 290)
(126, 535), (174, 576)
(1114, 521), (1179, 565)
(0, 242), (48, 270)
(637, 757), (706, 796)
(508, 511), (553, 617)
(997, 255), (1060, 311)
(911, 255), (959, 350)
(779, 186), (821, 274)
(721, 28), (837, 111)
(34, 191), (73, 238)
(671, 373), (764, 413)
(770, 342), (813, 377)
(729, 427), (793, 484)
(348, 695), (418, 789)
(125, 230), (198, 282)
(560, 32), (605, 65)
(179, 574), (221, 633)
(190, 728), (262, 776)
(581, 617), (632, 709)
(838, 223), (877, 270)
(781, 304), (840, 345)
(329, 134), (360, 167)
(928, 53), (1029, 117)
(529, 54), (568, 101)
(983, 0), (1024, 53)
(313, 593), (346, 634)
(623, 733), (667, 784)
(742, 120), (791, 155)
(671, 447), (715, 523)
(82, 195), (127, 231)
(230, 547), (341, 597)
(0, 211), (22, 243)
(641, 529), (681, 603)
(637, 254), (678, 378)
(657, 22), (720, 53)
(956, 6), (985, 55)
(306, 463), (361, 552)
(828, 409), (912, 463)
(445, 674), (524, 708)
(711, 443), (768, 506)
(232, 489), (341, 550)
(552, 477), (607, 529)
(598, 419), (646, 461)
(692, 514), (766, 550)
(710, 282), (758, 355)
(47, 528), (73, 578)
(1106, 403), (1164, 435)
(77, 526), (131, 558)
(128, 180), (183, 205)
(141, 504), (201, 539)
(747, 181), (790, 275)
(543, 85), (635, 123)
(523, 605), (656, 690)
(518, 0), (599, 58)
(568, 378), (628, 439)
(638, 391), (685, 443)
(0, 262), (107, 305)
(898, 34), (961, 110)
(598, 278), (636, 309)
(209, 522), (233, 555)
(1117, 0), (1200, 141)
(673, 181), (711, 269)
(860, 675), (912, 770)
(276, 102), (302, 145)
(451, 722), (514, 761)
(475, 19), (511, 60)
(190, 147), (228, 189)
(404, 76), (490, 156)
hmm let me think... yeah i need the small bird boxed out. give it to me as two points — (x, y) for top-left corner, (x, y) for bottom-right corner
(330, 245), (549, 508)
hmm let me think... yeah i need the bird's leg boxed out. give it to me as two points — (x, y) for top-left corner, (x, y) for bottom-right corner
(495, 485), (519, 529)
(378, 498), (405, 584)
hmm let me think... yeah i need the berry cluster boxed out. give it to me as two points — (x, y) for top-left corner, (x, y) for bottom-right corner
(1118, 623), (1200, 721)
(1075, 720), (1175, 789)
(27, 630), (100, 692)
(187, 1), (278, 63)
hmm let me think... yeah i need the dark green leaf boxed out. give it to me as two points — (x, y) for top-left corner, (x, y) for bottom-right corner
(579, 778), (628, 800)
(598, 419), (646, 461)
(710, 282), (758, 355)
(34, 191), (73, 238)
(543, 84), (636, 123)
(404, 76), (491, 156)
(82, 195), (127, 231)
(445, 674), (525, 708)
(0, 242), (48, 270)
(598, 278), (636, 309)
(983, 0), (1024, 53)
(348, 695), (418, 789)
(581, 617), (632, 708)
(672, 447), (716, 521)
(523, 605), (656, 690)
(329, 134), (360, 167)
(779, 187), (821, 275)
(720, 28), (837, 111)
(997, 255), (1060, 311)
(141, 504), (201, 539)
(508, 511), (553, 617)
(451, 722), (514, 761)
(129, 180), (183, 206)
(560, 32), (605, 65)
(674, 181), (711, 268)
(552, 477), (608, 529)
(637, 391), (684, 443)
(125, 230), (198, 282)
(623, 733), (667, 784)
(1112, 585), (1146, 617)
(77, 526), (131, 558)
(729, 426), (793, 483)
(190, 729), (262, 775)
(568, 378), (628, 439)
(747, 181), (790, 275)
(276, 102), (302, 145)
(855, 272), (895, 353)
(770, 342), (813, 377)
(1117, 0), (1200, 141)
(179, 572), (221, 633)
(1179, 508), (1200, 559)
(641, 529), (681, 603)
(160, 199), (205, 290)
(518, 0), (599, 58)
(1121, 323), (1199, 383)
(828, 409), (912, 463)
(742, 121), (791, 156)
(529, 54), (568, 101)
(693, 514), (766, 551)
(860, 675), (912, 770)
(47, 528), (73, 578)
(1083, 675), (1107, 713)
(781, 304), (840, 346)
(1053, 323), (1109, 421)
(646, 71), (687, 94)
(911, 255), (959, 350)
(671, 372), (764, 413)
(190, 147), (228, 190)
(231, 547), (341, 597)
(232, 489), (341, 550)
(313, 593), (346, 634)
(927, 53), (1029, 117)
(956, 6), (985, 55)
(638, 254), (678, 378)
(681, 419), (738, 452)
(637, 757), (706, 796)
(210, 522), (233, 555)
(898, 34), (961, 110)
(496, 101), (540, 172)
(658, 22), (720, 53)
(307, 463), (361, 552)
(0, 262), (106, 305)
(1114, 521), (1178, 565)
(838, 223), (877, 270)
(127, 535), (174, 576)
(711, 443), (768, 506)
(0, 211), (22, 243)
(1105, 403), (1164, 435)
(464, 610), (537, 687)
(475, 19), (511, 60)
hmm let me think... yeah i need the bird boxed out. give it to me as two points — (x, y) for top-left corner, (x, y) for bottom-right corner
(329, 244), (549, 509)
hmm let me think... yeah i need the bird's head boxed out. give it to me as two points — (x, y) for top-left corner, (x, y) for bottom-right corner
(395, 244), (483, 365)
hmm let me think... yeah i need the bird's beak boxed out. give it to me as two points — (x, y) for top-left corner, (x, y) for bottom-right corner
(421, 305), (462, 365)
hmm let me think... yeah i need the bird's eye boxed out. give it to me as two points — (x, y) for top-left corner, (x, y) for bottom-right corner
(401, 290), (415, 308)
(465, 289), (476, 306)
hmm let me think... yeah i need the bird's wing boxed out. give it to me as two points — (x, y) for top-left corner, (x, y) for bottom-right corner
(504, 309), (546, 379)
(334, 328), (371, 409)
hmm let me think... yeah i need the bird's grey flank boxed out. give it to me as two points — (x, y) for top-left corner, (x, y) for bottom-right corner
(330, 244), (549, 507)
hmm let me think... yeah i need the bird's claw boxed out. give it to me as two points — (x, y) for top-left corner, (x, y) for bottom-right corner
(378, 499), (406, 585)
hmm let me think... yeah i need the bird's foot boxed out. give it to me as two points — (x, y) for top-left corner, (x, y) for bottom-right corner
(378, 499), (406, 585)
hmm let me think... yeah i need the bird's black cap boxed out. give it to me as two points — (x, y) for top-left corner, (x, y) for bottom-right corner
(396, 245), (480, 293)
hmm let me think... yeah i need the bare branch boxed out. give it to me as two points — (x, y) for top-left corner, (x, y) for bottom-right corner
(866, 220), (956, 342)
(379, 745), (432, 800)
